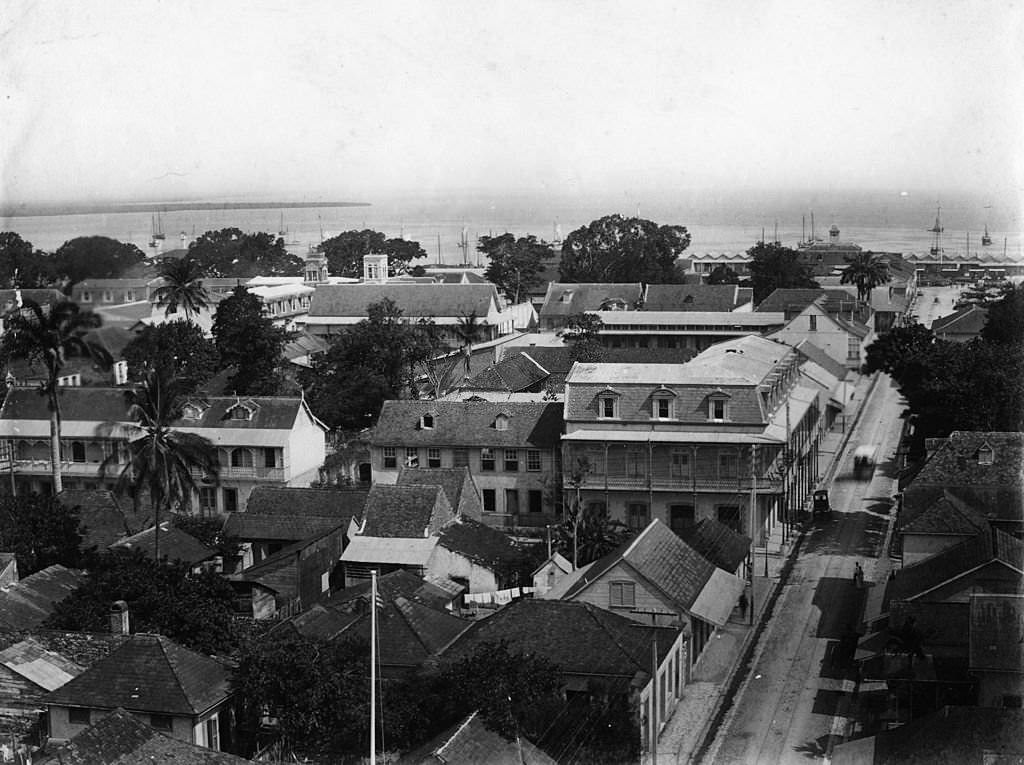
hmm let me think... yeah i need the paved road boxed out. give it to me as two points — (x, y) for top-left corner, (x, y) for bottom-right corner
(701, 374), (905, 765)
(911, 285), (962, 327)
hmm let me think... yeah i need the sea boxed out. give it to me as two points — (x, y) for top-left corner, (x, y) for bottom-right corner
(2, 189), (1021, 265)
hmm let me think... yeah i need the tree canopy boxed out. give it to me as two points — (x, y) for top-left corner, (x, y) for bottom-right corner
(0, 494), (87, 576)
(188, 228), (303, 278)
(0, 232), (56, 287)
(479, 233), (550, 303)
(560, 312), (604, 363)
(559, 215), (690, 283)
(53, 236), (146, 284)
(211, 286), (291, 395)
(298, 299), (441, 431)
(151, 256), (211, 319)
(841, 251), (890, 303)
(707, 264), (741, 285)
(745, 241), (819, 304)
(317, 229), (427, 278)
(122, 320), (219, 394)
(46, 550), (242, 654)
(980, 283), (1024, 346)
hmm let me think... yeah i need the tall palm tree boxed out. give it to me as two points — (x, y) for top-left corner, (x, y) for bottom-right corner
(0, 299), (107, 494)
(453, 311), (486, 375)
(103, 367), (219, 561)
(151, 256), (211, 321)
(841, 252), (891, 304)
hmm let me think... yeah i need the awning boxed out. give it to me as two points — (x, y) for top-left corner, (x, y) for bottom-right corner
(689, 568), (746, 627)
(563, 430), (783, 444)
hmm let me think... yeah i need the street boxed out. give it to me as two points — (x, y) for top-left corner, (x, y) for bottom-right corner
(699, 371), (906, 765)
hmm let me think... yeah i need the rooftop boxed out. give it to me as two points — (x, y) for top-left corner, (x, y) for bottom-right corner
(372, 400), (563, 449)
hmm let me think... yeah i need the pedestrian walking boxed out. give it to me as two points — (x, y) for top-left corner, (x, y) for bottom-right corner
(853, 561), (864, 588)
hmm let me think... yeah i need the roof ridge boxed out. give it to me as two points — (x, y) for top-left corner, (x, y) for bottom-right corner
(583, 603), (648, 672)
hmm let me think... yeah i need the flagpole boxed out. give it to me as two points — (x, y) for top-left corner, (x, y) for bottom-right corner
(370, 569), (377, 764)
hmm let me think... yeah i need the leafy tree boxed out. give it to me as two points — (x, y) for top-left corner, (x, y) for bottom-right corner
(46, 550), (240, 654)
(479, 233), (550, 303)
(863, 322), (935, 379)
(0, 232), (56, 287)
(841, 251), (891, 303)
(151, 256), (211, 320)
(0, 300), (108, 493)
(298, 299), (440, 431)
(556, 501), (631, 567)
(0, 494), (86, 575)
(981, 283), (1024, 346)
(560, 312), (604, 363)
(233, 630), (371, 756)
(453, 311), (486, 375)
(188, 228), (303, 278)
(746, 241), (818, 304)
(441, 639), (563, 740)
(318, 229), (427, 278)
(53, 236), (146, 284)
(122, 320), (219, 393)
(559, 214), (690, 283)
(102, 367), (220, 562)
(172, 514), (241, 562)
(707, 264), (740, 285)
(211, 286), (291, 395)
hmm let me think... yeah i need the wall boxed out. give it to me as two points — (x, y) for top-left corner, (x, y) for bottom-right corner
(427, 546), (499, 593)
(638, 629), (689, 753)
(566, 559), (682, 628)
(48, 705), (195, 744)
(286, 406), (327, 484)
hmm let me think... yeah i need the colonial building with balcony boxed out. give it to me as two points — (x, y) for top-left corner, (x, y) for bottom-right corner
(369, 400), (563, 530)
(0, 387), (326, 514)
(561, 335), (834, 548)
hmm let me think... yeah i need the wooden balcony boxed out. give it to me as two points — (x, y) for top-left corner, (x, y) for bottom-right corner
(575, 471), (783, 493)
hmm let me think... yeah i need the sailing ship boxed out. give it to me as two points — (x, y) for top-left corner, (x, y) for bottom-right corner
(982, 224), (993, 247)
(149, 213), (166, 248)
(276, 212), (299, 246)
(928, 206), (943, 257)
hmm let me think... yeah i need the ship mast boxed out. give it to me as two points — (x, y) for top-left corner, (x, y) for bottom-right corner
(929, 205), (944, 261)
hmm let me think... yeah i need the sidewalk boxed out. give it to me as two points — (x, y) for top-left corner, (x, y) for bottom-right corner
(645, 372), (879, 765)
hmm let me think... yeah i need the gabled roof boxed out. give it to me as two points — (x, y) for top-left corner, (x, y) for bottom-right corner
(0, 637), (83, 691)
(359, 484), (452, 538)
(408, 710), (557, 765)
(278, 603), (360, 642)
(680, 518), (752, 572)
(969, 594), (1024, 673)
(39, 707), (254, 765)
(756, 288), (828, 314)
(436, 517), (526, 570)
(222, 512), (347, 542)
(308, 283), (500, 319)
(884, 528), (1024, 608)
(463, 352), (550, 392)
(642, 284), (753, 312)
(45, 634), (232, 717)
(563, 519), (720, 615)
(0, 565), (86, 631)
(539, 283), (643, 320)
(441, 599), (677, 681)
(792, 339), (850, 380)
(932, 305), (989, 335)
(371, 400), (563, 449)
(397, 467), (481, 520)
(327, 568), (459, 612)
(908, 431), (1024, 491)
(57, 489), (145, 550)
(244, 486), (368, 517)
(109, 523), (215, 566)
(900, 490), (991, 536)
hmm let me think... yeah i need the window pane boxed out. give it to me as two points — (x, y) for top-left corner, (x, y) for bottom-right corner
(526, 450), (542, 471)
(453, 449), (469, 467)
(482, 489), (496, 513)
(504, 449), (519, 471)
(481, 448), (495, 471)
(383, 446), (396, 469)
(405, 448), (419, 468)
(427, 448), (441, 468)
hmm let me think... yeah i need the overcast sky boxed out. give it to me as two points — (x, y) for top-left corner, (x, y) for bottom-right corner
(2, 0), (1022, 206)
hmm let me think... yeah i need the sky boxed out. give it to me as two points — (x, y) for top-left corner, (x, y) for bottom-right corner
(2, 0), (1023, 208)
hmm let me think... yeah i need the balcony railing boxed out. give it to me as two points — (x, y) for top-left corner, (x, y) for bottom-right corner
(575, 472), (783, 493)
(11, 459), (111, 476)
(190, 465), (287, 482)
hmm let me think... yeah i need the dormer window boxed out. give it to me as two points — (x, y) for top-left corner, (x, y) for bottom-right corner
(494, 413), (510, 431)
(560, 289), (574, 303)
(227, 399), (259, 421)
(652, 386), (676, 419)
(597, 388), (621, 419)
(978, 443), (994, 465)
(421, 413), (435, 430)
(181, 401), (209, 420)
(708, 390), (730, 422)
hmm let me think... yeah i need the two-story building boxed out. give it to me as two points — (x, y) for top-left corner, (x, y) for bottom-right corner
(369, 400), (563, 529)
(0, 388), (326, 513)
(561, 335), (830, 547)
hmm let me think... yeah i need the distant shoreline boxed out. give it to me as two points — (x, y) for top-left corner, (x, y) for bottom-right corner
(1, 201), (371, 218)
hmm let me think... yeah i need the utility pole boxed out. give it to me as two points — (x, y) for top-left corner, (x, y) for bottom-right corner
(749, 443), (757, 625)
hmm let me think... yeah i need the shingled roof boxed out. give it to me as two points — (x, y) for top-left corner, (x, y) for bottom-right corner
(372, 400), (563, 449)
(907, 431), (1024, 491)
(308, 283), (500, 319)
(109, 523), (215, 567)
(932, 305), (989, 337)
(406, 711), (557, 765)
(463, 352), (551, 392)
(223, 512), (348, 542)
(45, 634), (232, 717)
(57, 490), (145, 550)
(0, 565), (86, 631)
(327, 568), (460, 613)
(900, 491), (991, 536)
(884, 528), (1024, 609)
(680, 518), (752, 573)
(359, 484), (453, 538)
(642, 284), (753, 312)
(39, 707), (253, 765)
(397, 467), (482, 520)
(436, 517), (525, 569)
(442, 599), (676, 682)
(245, 486), (368, 519)
(539, 283), (643, 322)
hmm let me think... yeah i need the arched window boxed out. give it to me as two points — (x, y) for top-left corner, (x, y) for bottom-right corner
(231, 448), (254, 468)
